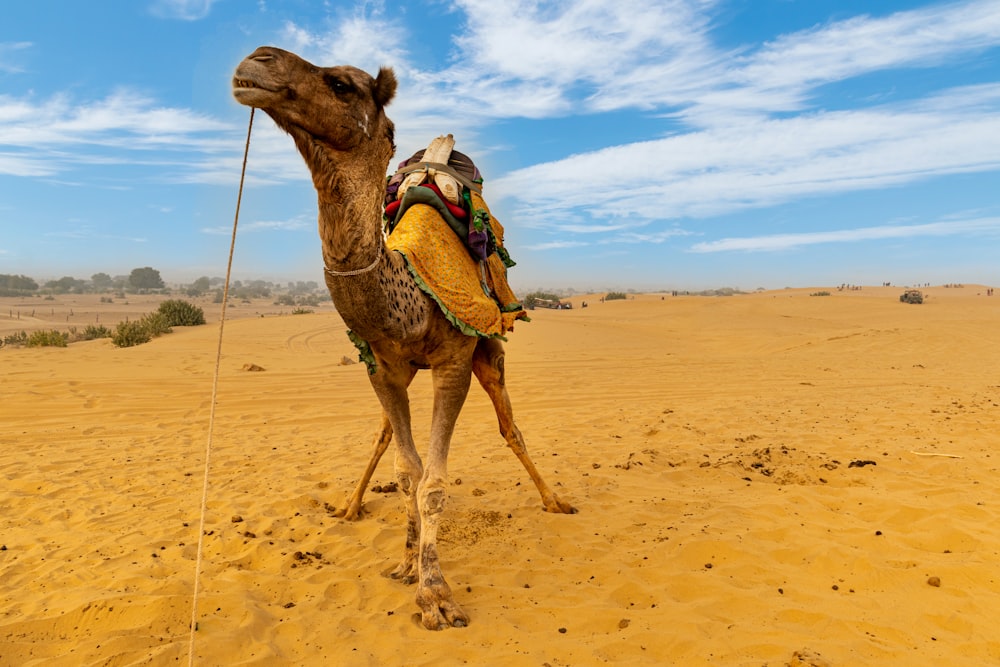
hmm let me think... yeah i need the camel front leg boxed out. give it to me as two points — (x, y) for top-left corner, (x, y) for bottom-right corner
(473, 338), (576, 514)
(368, 363), (422, 584)
(332, 413), (392, 520)
(415, 358), (473, 629)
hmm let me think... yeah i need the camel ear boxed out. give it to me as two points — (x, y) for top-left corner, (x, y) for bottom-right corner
(373, 67), (397, 108)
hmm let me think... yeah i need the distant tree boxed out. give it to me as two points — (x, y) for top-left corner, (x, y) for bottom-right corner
(0, 274), (39, 295)
(91, 272), (113, 291)
(128, 267), (165, 291)
(45, 276), (87, 294)
(185, 276), (211, 297)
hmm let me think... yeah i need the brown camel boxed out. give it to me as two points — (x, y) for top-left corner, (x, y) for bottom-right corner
(232, 46), (574, 630)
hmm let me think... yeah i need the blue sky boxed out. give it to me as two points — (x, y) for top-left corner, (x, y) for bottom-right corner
(2, 0), (1000, 291)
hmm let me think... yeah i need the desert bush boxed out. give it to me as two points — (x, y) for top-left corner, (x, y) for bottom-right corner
(140, 312), (172, 337)
(112, 320), (152, 348)
(27, 329), (69, 347)
(275, 294), (297, 306)
(2, 331), (29, 348)
(292, 307), (314, 315)
(156, 299), (206, 327)
(81, 324), (113, 340)
(810, 291), (831, 297)
(604, 291), (627, 301)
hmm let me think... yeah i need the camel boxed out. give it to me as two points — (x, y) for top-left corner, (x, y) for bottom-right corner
(232, 46), (575, 630)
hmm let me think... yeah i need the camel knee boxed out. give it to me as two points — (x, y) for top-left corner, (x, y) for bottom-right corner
(419, 488), (447, 515)
(397, 472), (414, 494)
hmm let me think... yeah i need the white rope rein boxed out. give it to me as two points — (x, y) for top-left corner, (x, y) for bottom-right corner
(187, 107), (255, 666)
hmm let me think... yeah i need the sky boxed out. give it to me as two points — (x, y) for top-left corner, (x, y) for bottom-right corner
(2, 0), (1000, 291)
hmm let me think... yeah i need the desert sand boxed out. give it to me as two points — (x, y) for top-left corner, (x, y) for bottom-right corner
(2, 285), (999, 666)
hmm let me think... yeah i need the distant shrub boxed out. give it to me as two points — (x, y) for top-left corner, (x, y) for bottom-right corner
(112, 320), (153, 348)
(156, 299), (206, 326)
(292, 307), (314, 315)
(140, 312), (172, 337)
(605, 292), (627, 301)
(275, 294), (296, 306)
(300, 295), (322, 307)
(810, 291), (831, 297)
(1, 331), (28, 348)
(81, 324), (113, 340)
(27, 329), (69, 347)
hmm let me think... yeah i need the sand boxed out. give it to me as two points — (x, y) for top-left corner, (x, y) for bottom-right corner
(2, 285), (999, 666)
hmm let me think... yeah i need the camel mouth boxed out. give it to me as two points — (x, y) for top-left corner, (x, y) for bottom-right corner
(232, 75), (281, 107)
(232, 77), (274, 92)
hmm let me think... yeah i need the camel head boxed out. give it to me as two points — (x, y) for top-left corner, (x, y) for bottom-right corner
(233, 46), (397, 160)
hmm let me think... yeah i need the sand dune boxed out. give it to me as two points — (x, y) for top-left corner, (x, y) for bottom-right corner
(2, 286), (999, 665)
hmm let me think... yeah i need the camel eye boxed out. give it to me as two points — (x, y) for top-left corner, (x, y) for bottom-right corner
(323, 74), (352, 95)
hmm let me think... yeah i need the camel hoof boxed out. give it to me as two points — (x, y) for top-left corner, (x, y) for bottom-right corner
(385, 563), (418, 584)
(543, 496), (578, 514)
(330, 502), (364, 521)
(416, 586), (468, 630)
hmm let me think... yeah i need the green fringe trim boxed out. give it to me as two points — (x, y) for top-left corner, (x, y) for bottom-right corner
(346, 329), (377, 375)
(395, 249), (507, 342)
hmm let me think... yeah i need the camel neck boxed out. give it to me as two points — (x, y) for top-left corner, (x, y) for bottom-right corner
(306, 142), (387, 276)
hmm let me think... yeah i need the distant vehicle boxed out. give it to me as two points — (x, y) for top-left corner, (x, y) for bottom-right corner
(531, 298), (572, 310)
(899, 289), (924, 304)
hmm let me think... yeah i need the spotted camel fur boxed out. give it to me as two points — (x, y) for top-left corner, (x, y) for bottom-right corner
(232, 46), (575, 630)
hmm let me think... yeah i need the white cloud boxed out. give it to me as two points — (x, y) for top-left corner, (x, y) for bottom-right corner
(493, 85), (1000, 232)
(279, 3), (409, 75)
(690, 217), (1000, 253)
(201, 214), (311, 235)
(0, 90), (253, 181)
(525, 240), (590, 251)
(0, 91), (230, 149)
(0, 41), (32, 73)
(149, 0), (219, 20)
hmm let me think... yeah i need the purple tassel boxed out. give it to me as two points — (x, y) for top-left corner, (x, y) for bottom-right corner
(468, 229), (489, 260)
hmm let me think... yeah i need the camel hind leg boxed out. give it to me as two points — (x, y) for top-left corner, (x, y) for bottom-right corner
(332, 412), (393, 520)
(472, 338), (576, 514)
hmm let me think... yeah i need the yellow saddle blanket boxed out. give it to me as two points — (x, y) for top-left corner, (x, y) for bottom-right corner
(386, 192), (527, 338)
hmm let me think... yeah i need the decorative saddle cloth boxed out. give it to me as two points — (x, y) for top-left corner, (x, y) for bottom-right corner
(387, 189), (527, 339)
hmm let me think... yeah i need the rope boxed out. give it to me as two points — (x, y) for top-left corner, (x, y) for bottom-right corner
(324, 241), (383, 276)
(187, 107), (254, 666)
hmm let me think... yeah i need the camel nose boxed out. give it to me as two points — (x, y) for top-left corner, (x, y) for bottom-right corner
(247, 46), (284, 62)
